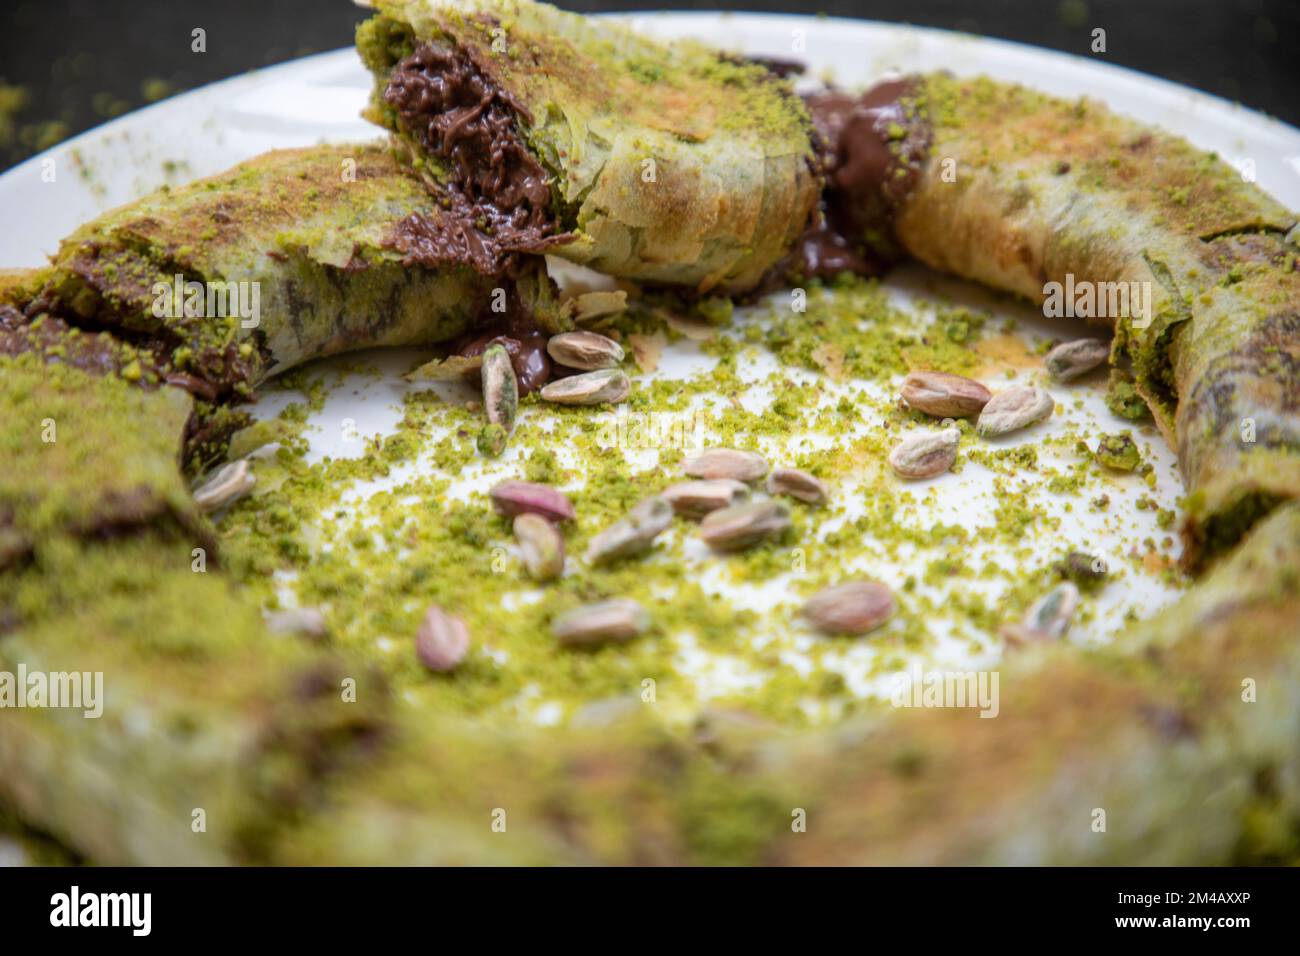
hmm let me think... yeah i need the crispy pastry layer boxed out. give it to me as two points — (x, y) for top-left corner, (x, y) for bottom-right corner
(357, 0), (821, 295)
(881, 74), (1299, 566)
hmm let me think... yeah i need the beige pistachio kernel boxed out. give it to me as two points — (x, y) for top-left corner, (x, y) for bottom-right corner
(513, 513), (565, 581)
(800, 580), (897, 636)
(699, 500), (791, 552)
(489, 480), (575, 523)
(546, 330), (624, 370)
(661, 479), (750, 519)
(976, 385), (1055, 438)
(481, 343), (518, 433)
(193, 459), (255, 512)
(585, 496), (674, 565)
(1002, 581), (1080, 647)
(538, 368), (630, 406)
(682, 448), (770, 483)
(900, 370), (992, 418)
(1045, 338), (1110, 382)
(552, 598), (650, 648)
(766, 467), (828, 504)
(888, 428), (959, 480)
(415, 605), (470, 673)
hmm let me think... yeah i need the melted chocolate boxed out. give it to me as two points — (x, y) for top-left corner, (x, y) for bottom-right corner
(788, 218), (874, 280)
(776, 78), (931, 284)
(164, 371), (221, 402)
(4, 284), (256, 409)
(2, 305), (149, 381)
(455, 330), (551, 396)
(387, 209), (560, 279)
(806, 79), (929, 242)
(384, 44), (565, 276)
(426, 276), (556, 395)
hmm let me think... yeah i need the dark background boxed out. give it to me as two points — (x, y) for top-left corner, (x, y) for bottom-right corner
(1, 0), (1297, 171)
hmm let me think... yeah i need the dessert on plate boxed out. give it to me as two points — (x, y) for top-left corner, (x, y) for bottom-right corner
(1, 0), (1296, 865)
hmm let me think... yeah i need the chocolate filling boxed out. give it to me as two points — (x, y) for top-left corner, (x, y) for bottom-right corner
(455, 328), (551, 396)
(780, 78), (931, 283)
(384, 43), (565, 276)
(3, 299), (231, 403)
(445, 280), (554, 395)
(12, 276), (254, 404)
(3, 282), (264, 482)
(807, 78), (930, 234)
(1, 304), (130, 379)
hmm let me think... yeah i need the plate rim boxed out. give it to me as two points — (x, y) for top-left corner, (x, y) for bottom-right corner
(3, 9), (1298, 191)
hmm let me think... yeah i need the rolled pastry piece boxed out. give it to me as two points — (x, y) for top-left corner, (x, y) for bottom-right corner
(3, 143), (548, 404)
(806, 74), (1300, 566)
(0, 144), (553, 560)
(355, 0), (820, 295)
(0, 532), (390, 865)
(0, 144), (561, 857)
(0, 360), (207, 572)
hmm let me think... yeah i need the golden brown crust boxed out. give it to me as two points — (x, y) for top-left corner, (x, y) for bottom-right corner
(358, 0), (820, 294)
(894, 74), (1300, 565)
(3, 39), (1300, 867)
(15, 145), (506, 390)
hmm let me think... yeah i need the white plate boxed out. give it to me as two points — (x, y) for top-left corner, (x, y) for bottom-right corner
(3, 13), (1298, 264)
(3, 14), (1297, 719)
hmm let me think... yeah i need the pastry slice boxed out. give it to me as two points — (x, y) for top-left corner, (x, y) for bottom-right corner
(355, 0), (820, 294)
(809, 74), (1300, 565)
(0, 143), (555, 563)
